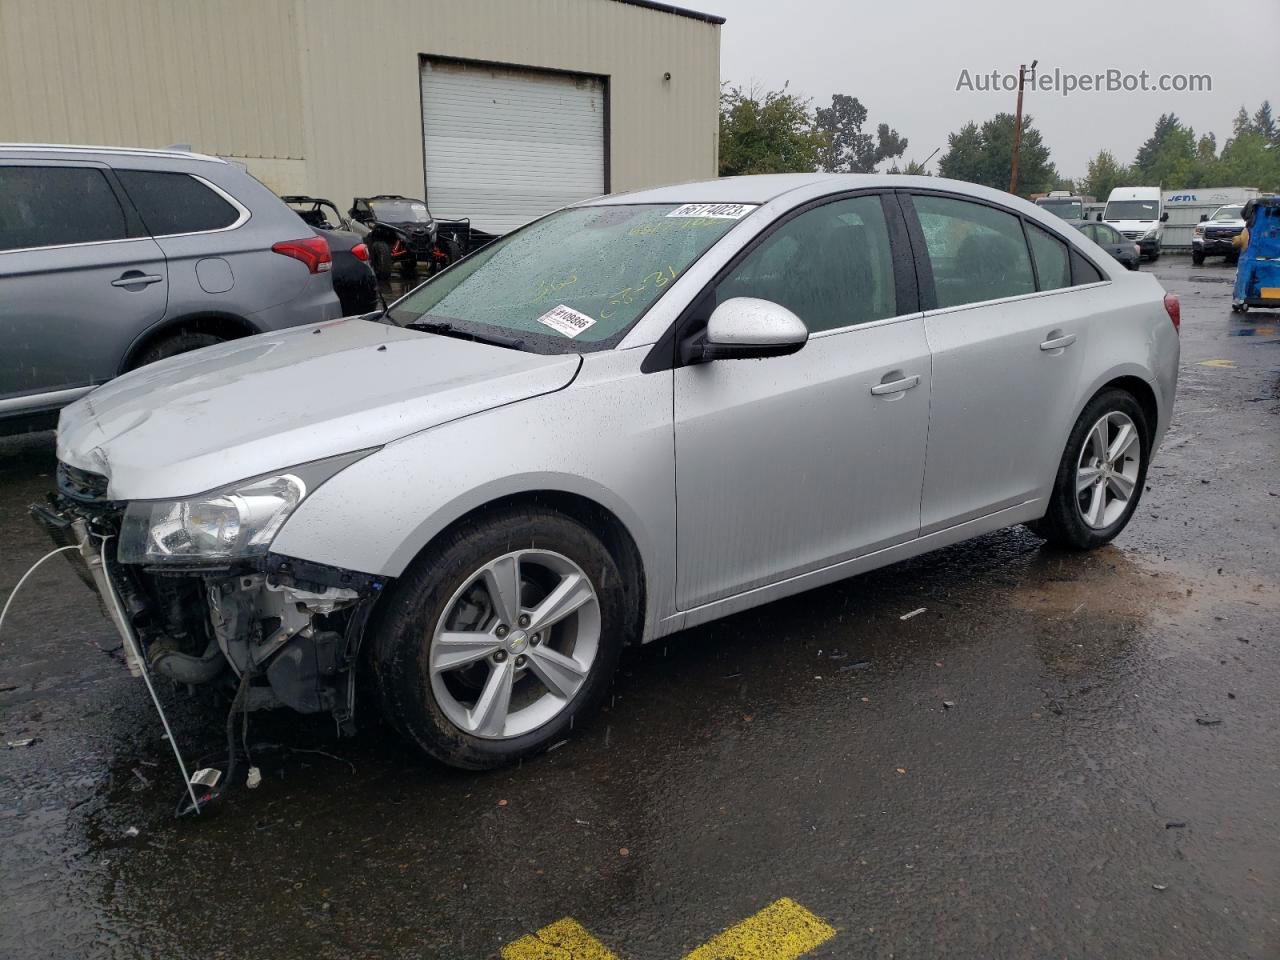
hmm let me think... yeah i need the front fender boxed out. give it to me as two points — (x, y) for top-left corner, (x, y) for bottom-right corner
(270, 350), (675, 637)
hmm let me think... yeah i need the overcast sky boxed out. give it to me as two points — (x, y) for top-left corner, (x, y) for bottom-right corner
(710, 0), (1279, 181)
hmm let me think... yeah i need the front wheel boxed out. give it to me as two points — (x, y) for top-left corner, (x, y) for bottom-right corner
(1028, 389), (1150, 550)
(370, 508), (628, 769)
(368, 240), (393, 282)
(1191, 250), (1205, 266)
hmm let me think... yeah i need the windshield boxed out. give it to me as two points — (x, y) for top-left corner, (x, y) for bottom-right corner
(371, 199), (430, 222)
(1212, 205), (1243, 221)
(388, 203), (746, 352)
(1104, 200), (1159, 221)
(1038, 199), (1083, 219)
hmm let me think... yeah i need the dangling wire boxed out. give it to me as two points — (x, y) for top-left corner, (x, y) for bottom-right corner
(98, 537), (203, 816)
(0, 545), (79, 646)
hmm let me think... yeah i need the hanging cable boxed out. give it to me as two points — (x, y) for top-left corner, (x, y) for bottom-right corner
(0, 545), (79, 646)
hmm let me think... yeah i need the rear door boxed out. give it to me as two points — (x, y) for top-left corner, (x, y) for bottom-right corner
(902, 192), (1091, 532)
(673, 193), (931, 610)
(0, 161), (167, 411)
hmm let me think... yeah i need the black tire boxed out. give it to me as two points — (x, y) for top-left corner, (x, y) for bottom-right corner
(1027, 388), (1151, 550)
(398, 257), (418, 282)
(1191, 250), (1205, 266)
(370, 507), (628, 769)
(369, 240), (393, 282)
(1149, 246), (1160, 261)
(128, 330), (226, 370)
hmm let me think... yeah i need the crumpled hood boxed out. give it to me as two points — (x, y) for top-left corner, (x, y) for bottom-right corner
(56, 318), (580, 500)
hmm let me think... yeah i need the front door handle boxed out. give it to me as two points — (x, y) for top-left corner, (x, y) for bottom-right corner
(111, 272), (164, 288)
(870, 374), (921, 396)
(1039, 333), (1077, 351)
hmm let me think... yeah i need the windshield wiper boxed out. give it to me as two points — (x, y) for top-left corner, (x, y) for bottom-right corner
(405, 319), (526, 350)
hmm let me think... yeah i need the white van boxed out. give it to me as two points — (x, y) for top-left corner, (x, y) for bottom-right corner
(1101, 187), (1168, 261)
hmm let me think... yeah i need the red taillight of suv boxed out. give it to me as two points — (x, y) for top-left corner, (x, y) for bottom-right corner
(271, 236), (332, 273)
(351, 242), (369, 262)
(1163, 292), (1181, 333)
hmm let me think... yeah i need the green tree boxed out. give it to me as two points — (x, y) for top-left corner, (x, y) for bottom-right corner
(812, 94), (908, 173)
(937, 113), (1057, 195)
(1252, 100), (1278, 147)
(1081, 149), (1129, 200)
(1131, 113), (1197, 185)
(718, 83), (827, 176)
(1217, 129), (1280, 192)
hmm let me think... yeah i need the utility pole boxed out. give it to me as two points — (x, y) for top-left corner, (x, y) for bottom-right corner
(1009, 59), (1037, 194)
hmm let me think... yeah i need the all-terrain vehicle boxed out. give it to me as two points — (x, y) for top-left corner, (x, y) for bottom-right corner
(348, 195), (465, 283)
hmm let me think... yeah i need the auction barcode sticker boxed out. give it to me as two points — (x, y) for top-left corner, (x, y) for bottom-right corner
(535, 304), (597, 339)
(666, 203), (757, 220)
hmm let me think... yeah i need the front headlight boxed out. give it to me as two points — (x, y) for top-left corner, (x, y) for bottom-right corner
(1193, 225), (1204, 236)
(1143, 229), (1157, 240)
(117, 450), (372, 564)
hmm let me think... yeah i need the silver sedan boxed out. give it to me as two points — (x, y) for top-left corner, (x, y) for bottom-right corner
(45, 173), (1180, 770)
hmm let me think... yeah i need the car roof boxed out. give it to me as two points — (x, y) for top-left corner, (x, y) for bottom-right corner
(0, 143), (226, 163)
(582, 173), (1021, 207)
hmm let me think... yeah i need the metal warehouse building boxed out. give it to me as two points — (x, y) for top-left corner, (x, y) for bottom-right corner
(0, 0), (723, 232)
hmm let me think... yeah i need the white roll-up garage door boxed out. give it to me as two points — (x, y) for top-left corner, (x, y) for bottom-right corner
(420, 59), (606, 235)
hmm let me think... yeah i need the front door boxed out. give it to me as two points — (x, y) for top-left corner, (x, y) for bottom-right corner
(673, 194), (931, 611)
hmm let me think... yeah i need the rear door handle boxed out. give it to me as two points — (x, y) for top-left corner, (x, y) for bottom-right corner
(1039, 333), (1076, 351)
(870, 374), (921, 396)
(111, 272), (164, 288)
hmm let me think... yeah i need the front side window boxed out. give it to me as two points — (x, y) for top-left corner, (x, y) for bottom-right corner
(1027, 223), (1071, 291)
(115, 170), (239, 236)
(913, 194), (1035, 308)
(714, 195), (898, 333)
(388, 204), (742, 352)
(0, 165), (127, 251)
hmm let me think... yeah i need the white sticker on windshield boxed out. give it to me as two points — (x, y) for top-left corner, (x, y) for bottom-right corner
(666, 203), (757, 220)
(536, 304), (598, 339)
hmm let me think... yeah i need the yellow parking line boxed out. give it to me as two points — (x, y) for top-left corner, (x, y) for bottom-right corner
(683, 897), (836, 960)
(501, 917), (619, 960)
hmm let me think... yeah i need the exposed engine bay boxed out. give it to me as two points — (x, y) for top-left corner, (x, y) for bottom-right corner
(32, 463), (386, 734)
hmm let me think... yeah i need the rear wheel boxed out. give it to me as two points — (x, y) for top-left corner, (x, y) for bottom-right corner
(371, 508), (627, 769)
(1028, 389), (1150, 550)
(128, 330), (226, 369)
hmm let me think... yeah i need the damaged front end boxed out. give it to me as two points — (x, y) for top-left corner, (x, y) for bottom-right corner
(32, 461), (385, 734)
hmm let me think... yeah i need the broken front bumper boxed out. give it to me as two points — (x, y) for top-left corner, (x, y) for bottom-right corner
(30, 491), (386, 729)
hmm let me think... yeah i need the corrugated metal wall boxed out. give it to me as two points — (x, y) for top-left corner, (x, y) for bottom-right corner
(0, 0), (720, 208)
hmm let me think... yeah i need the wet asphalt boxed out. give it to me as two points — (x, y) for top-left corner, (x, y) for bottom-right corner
(1, 257), (1277, 959)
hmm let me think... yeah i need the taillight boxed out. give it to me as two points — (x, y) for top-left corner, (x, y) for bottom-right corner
(1163, 292), (1181, 333)
(271, 236), (332, 273)
(351, 242), (369, 262)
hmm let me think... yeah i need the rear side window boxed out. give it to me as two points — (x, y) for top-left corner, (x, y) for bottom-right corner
(116, 170), (239, 236)
(912, 194), (1035, 308)
(0, 165), (128, 251)
(1027, 223), (1071, 291)
(715, 195), (898, 332)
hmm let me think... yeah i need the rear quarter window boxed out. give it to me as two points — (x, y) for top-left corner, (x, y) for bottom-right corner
(115, 170), (240, 236)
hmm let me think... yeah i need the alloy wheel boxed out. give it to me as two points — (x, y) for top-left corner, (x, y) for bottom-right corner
(1075, 411), (1142, 530)
(429, 549), (601, 739)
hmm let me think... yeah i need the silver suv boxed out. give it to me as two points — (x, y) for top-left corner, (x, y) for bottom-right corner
(0, 144), (341, 433)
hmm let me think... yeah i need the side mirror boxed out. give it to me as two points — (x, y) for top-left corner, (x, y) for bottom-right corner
(1199, 213), (1209, 222)
(1160, 211), (1169, 222)
(1095, 213), (1102, 221)
(688, 297), (808, 363)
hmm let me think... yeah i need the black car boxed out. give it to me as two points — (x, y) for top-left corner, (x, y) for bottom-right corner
(1066, 219), (1140, 271)
(281, 196), (379, 314)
